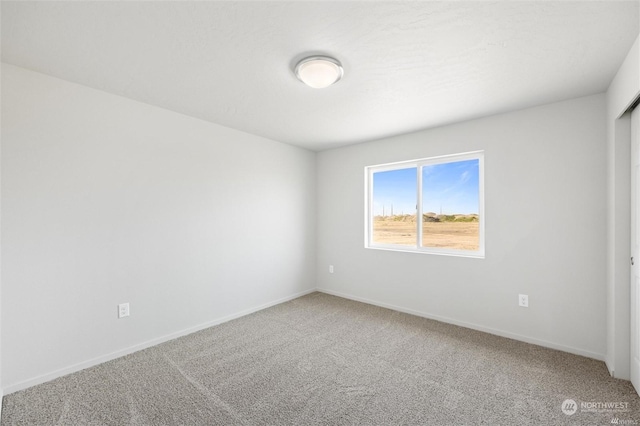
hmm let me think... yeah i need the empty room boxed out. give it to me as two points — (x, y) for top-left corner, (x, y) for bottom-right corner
(2, 1), (640, 424)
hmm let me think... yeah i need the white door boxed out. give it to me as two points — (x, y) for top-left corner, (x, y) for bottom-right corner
(631, 106), (640, 394)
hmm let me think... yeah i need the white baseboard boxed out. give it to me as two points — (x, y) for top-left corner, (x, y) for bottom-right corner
(317, 288), (606, 362)
(605, 357), (615, 378)
(4, 286), (607, 396)
(3, 288), (317, 395)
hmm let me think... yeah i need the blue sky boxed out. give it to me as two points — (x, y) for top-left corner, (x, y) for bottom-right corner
(372, 159), (479, 216)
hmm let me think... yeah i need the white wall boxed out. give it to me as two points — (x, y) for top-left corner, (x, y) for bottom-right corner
(0, 55), (4, 414)
(317, 94), (607, 359)
(1, 63), (316, 392)
(606, 35), (640, 379)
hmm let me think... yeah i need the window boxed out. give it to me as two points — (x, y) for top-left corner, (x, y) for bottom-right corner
(366, 151), (484, 257)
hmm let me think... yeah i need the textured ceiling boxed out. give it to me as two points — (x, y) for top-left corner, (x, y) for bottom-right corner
(2, 1), (639, 151)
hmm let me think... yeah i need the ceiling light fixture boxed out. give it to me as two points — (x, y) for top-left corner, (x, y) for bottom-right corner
(294, 56), (343, 89)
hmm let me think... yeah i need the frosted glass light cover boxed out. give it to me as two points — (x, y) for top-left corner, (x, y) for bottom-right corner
(295, 56), (343, 89)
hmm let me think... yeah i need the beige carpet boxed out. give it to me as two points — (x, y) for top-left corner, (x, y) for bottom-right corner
(2, 292), (639, 425)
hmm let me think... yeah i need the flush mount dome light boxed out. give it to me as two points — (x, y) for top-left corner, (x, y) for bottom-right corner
(294, 56), (343, 89)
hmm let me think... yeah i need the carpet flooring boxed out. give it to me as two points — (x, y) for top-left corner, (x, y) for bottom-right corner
(2, 292), (640, 425)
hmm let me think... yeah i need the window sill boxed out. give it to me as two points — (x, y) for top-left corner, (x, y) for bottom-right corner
(365, 244), (485, 259)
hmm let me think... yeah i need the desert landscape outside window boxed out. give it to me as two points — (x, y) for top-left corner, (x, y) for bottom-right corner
(366, 151), (484, 257)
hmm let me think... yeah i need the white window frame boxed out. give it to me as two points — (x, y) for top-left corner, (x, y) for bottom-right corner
(365, 151), (485, 258)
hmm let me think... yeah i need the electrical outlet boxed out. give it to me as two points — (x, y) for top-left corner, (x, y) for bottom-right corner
(118, 302), (130, 318)
(518, 294), (529, 308)
(329, 265), (334, 274)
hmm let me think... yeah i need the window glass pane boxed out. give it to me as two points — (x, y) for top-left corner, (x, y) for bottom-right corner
(372, 167), (417, 246)
(422, 159), (479, 250)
